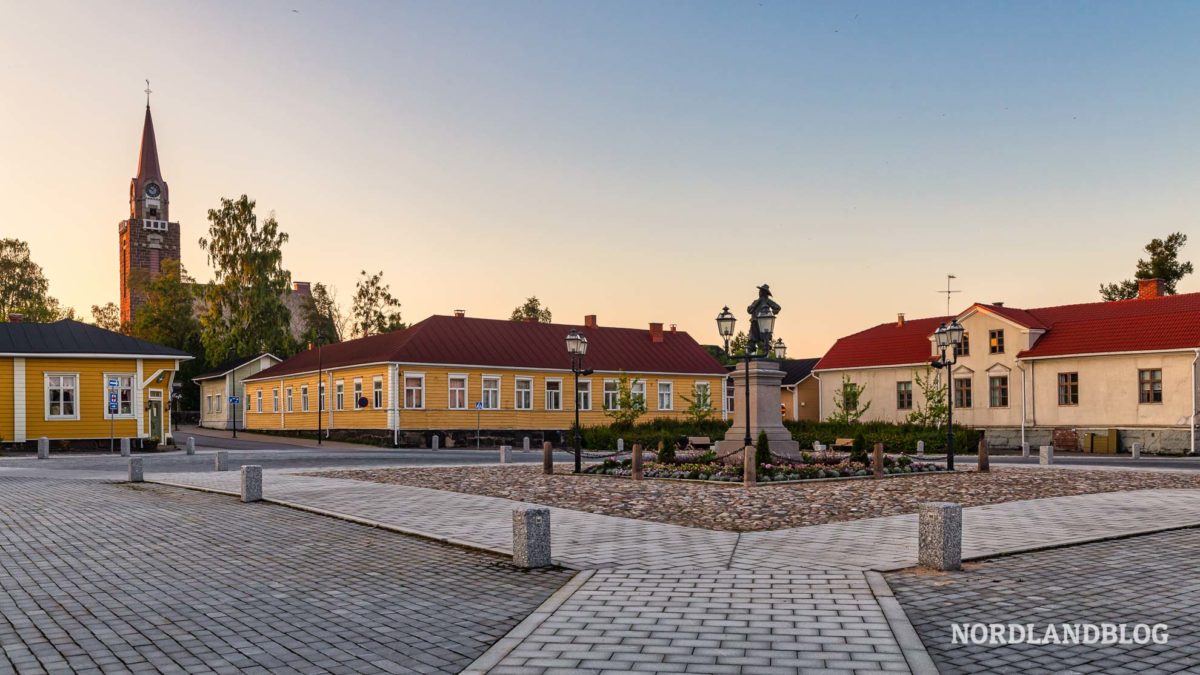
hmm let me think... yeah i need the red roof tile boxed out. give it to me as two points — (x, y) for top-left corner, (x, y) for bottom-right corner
(246, 315), (727, 381)
(814, 316), (946, 371)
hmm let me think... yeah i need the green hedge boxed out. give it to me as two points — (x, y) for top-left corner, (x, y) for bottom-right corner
(785, 420), (982, 455)
(580, 419), (732, 451)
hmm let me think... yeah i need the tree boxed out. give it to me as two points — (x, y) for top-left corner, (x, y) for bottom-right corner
(299, 282), (345, 345)
(129, 259), (205, 411)
(603, 371), (647, 427)
(729, 331), (749, 357)
(1100, 232), (1194, 301)
(905, 367), (948, 428)
(828, 374), (871, 424)
(351, 270), (405, 338)
(681, 382), (715, 424)
(198, 195), (295, 365)
(0, 238), (65, 322)
(510, 296), (552, 323)
(755, 430), (771, 467)
(90, 302), (123, 333)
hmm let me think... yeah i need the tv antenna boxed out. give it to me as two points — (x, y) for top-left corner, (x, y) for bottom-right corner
(939, 274), (961, 317)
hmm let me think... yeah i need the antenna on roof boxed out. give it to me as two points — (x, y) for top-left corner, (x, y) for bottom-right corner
(938, 274), (961, 317)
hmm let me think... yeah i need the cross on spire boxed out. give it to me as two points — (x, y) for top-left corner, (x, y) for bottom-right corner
(144, 79), (152, 107)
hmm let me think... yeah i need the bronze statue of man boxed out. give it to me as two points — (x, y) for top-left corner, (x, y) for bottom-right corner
(746, 284), (781, 354)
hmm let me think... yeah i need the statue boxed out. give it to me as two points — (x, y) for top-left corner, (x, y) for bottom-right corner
(746, 284), (781, 354)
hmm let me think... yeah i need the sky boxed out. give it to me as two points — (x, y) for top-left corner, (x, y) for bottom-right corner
(3, 0), (1200, 357)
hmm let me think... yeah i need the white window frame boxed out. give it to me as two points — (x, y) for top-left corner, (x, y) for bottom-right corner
(301, 384), (310, 412)
(603, 379), (620, 410)
(45, 373), (80, 421)
(448, 374), (468, 410)
(272, 388), (280, 413)
(335, 380), (344, 411)
(256, 390), (263, 413)
(657, 381), (674, 411)
(353, 378), (363, 409)
(216, 395), (222, 413)
(404, 372), (425, 410)
(318, 381), (326, 411)
(286, 386), (294, 413)
(373, 376), (384, 409)
(515, 377), (534, 410)
(576, 379), (592, 411)
(545, 378), (563, 411)
(103, 372), (136, 419)
(630, 380), (646, 407)
(482, 375), (501, 410)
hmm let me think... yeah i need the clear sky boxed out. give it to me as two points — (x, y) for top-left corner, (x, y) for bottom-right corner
(3, 1), (1199, 356)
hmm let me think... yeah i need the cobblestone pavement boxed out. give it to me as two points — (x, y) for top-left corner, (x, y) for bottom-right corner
(887, 528), (1200, 674)
(0, 476), (571, 675)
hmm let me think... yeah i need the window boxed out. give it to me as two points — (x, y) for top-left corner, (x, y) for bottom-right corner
(353, 378), (363, 409)
(603, 379), (620, 410)
(695, 381), (712, 402)
(725, 377), (735, 412)
(576, 379), (592, 411)
(104, 375), (134, 418)
(515, 378), (533, 410)
(989, 375), (1008, 407)
(1058, 372), (1079, 406)
(657, 381), (674, 410)
(256, 390), (263, 413)
(1139, 369), (1163, 404)
(286, 387), (294, 413)
(955, 332), (970, 357)
(373, 376), (384, 409)
(896, 381), (913, 410)
(989, 329), (1005, 354)
(205, 395), (212, 414)
(46, 374), (78, 419)
(482, 376), (501, 409)
(404, 374), (424, 409)
(449, 375), (467, 410)
(272, 388), (280, 413)
(318, 381), (326, 411)
(335, 380), (344, 411)
(215, 395), (222, 413)
(630, 380), (646, 406)
(954, 377), (972, 408)
(545, 379), (562, 411)
(301, 385), (310, 412)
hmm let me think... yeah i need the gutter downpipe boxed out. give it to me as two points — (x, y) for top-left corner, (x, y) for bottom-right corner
(813, 372), (822, 421)
(1192, 350), (1198, 455)
(1017, 362), (1026, 449)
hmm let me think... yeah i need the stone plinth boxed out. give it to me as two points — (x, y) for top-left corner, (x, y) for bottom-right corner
(128, 458), (143, 483)
(1040, 445), (1054, 465)
(241, 465), (263, 502)
(715, 360), (800, 461)
(215, 451), (229, 472)
(512, 506), (551, 568)
(186, 437), (196, 455)
(37, 437), (49, 460)
(918, 502), (962, 571)
(120, 438), (131, 457)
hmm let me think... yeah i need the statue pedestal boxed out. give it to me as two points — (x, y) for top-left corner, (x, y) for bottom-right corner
(715, 360), (801, 463)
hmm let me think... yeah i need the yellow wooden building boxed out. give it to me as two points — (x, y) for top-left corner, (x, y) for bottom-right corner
(241, 314), (727, 445)
(0, 319), (190, 447)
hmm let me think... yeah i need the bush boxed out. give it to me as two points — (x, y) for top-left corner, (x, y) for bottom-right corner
(755, 430), (771, 467)
(580, 419), (732, 452)
(657, 438), (676, 464)
(786, 420), (982, 455)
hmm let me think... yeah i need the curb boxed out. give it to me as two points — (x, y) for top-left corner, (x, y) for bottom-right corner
(460, 569), (596, 674)
(865, 571), (939, 675)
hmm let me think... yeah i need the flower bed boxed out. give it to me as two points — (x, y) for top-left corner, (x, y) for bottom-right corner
(582, 452), (946, 483)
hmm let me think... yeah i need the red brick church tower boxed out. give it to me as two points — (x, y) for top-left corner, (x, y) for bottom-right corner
(119, 97), (181, 325)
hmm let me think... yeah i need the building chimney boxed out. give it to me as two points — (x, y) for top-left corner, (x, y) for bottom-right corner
(7, 313), (23, 323)
(1138, 278), (1165, 300)
(292, 281), (311, 295)
(523, 316), (537, 323)
(584, 315), (597, 328)
(896, 313), (905, 328)
(453, 309), (465, 318)
(649, 322), (664, 343)
(669, 323), (677, 333)
(993, 301), (1004, 308)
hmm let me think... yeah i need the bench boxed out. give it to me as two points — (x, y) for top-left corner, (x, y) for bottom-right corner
(685, 436), (713, 450)
(832, 438), (856, 449)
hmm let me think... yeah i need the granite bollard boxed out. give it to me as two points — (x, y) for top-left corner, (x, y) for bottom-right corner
(1040, 445), (1054, 465)
(241, 465), (263, 502)
(1021, 442), (1030, 458)
(1131, 442), (1142, 459)
(120, 438), (131, 457)
(499, 445), (512, 463)
(523, 436), (531, 451)
(431, 434), (440, 451)
(512, 506), (551, 568)
(631, 443), (643, 480)
(542, 441), (553, 475)
(872, 443), (885, 478)
(617, 438), (624, 454)
(916, 440), (925, 456)
(37, 437), (49, 460)
(215, 450), (229, 471)
(128, 458), (143, 483)
(186, 437), (196, 455)
(743, 446), (756, 487)
(977, 437), (990, 473)
(918, 502), (962, 571)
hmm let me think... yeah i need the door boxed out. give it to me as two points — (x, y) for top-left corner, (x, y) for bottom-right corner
(148, 391), (163, 442)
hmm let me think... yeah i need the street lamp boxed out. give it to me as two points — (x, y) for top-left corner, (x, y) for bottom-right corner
(773, 338), (787, 360)
(566, 328), (593, 473)
(315, 333), (325, 446)
(717, 288), (780, 450)
(931, 319), (965, 470)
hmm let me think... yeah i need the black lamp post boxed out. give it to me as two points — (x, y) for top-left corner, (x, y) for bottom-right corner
(566, 329), (593, 473)
(316, 333), (325, 446)
(931, 320), (965, 470)
(716, 301), (782, 449)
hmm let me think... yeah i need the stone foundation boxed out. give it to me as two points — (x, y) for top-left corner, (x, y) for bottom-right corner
(984, 427), (1194, 455)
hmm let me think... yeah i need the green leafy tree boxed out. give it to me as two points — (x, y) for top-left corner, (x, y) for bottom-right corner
(0, 238), (65, 322)
(129, 259), (205, 410)
(828, 374), (871, 424)
(198, 195), (295, 365)
(603, 371), (647, 427)
(1101, 232), (1194, 300)
(90, 302), (123, 333)
(351, 270), (405, 338)
(905, 367), (948, 428)
(300, 282), (344, 344)
(681, 382), (715, 424)
(729, 331), (749, 356)
(510, 296), (552, 323)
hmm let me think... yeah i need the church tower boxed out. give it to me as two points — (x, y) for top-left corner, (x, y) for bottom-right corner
(119, 98), (181, 325)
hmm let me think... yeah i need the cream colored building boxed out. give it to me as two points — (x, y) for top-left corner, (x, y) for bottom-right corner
(814, 279), (1200, 454)
(193, 353), (281, 430)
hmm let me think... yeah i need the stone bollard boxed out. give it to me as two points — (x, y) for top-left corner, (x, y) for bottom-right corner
(743, 446), (757, 487)
(631, 443), (643, 481)
(186, 437), (196, 455)
(241, 465), (263, 503)
(542, 441), (554, 475)
(918, 502), (962, 571)
(977, 437), (990, 473)
(500, 445), (512, 463)
(1131, 442), (1142, 460)
(812, 440), (821, 451)
(215, 450), (229, 471)
(523, 436), (531, 451)
(128, 458), (143, 483)
(37, 437), (49, 460)
(617, 438), (624, 454)
(1021, 442), (1030, 458)
(872, 443), (885, 478)
(1040, 445), (1054, 466)
(916, 440), (925, 456)
(512, 506), (551, 568)
(120, 438), (131, 457)
(431, 434), (440, 451)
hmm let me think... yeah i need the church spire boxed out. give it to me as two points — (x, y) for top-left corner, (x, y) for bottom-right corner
(136, 103), (162, 182)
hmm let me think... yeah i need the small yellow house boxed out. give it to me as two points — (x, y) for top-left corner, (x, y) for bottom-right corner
(242, 314), (727, 446)
(0, 319), (190, 447)
(193, 353), (281, 430)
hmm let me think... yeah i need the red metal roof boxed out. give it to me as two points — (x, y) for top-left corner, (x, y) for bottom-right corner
(815, 292), (1200, 370)
(246, 315), (727, 381)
